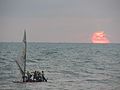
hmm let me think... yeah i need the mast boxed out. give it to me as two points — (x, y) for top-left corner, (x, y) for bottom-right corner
(23, 30), (27, 82)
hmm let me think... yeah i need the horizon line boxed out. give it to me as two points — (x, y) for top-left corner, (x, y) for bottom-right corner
(0, 41), (119, 44)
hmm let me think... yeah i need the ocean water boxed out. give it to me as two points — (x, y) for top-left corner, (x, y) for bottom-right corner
(0, 43), (120, 90)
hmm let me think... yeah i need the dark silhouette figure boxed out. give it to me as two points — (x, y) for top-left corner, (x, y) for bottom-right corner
(41, 71), (47, 82)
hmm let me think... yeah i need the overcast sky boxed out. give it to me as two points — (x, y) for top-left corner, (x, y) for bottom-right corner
(0, 0), (120, 43)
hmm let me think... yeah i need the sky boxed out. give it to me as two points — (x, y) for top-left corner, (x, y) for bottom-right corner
(0, 0), (120, 43)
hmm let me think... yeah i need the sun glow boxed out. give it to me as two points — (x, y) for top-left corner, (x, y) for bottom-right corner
(92, 31), (110, 44)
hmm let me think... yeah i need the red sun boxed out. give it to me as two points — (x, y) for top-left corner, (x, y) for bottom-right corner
(92, 31), (110, 44)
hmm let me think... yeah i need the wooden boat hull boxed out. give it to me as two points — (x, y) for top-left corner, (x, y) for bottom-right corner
(12, 81), (44, 83)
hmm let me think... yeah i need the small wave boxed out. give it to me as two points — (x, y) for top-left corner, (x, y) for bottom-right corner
(0, 57), (6, 60)
(86, 78), (111, 84)
(42, 50), (58, 55)
(85, 79), (103, 84)
(114, 86), (120, 90)
(95, 67), (105, 70)
(35, 58), (47, 61)
(27, 59), (38, 63)
(60, 70), (79, 77)
(6, 51), (11, 53)
(95, 50), (101, 54)
(116, 76), (120, 79)
(80, 69), (94, 74)
(86, 79), (99, 82)
(83, 60), (91, 63)
(0, 61), (6, 64)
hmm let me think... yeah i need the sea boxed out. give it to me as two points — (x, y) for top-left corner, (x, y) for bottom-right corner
(0, 42), (120, 90)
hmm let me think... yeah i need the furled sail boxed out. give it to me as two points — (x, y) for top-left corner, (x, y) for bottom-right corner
(16, 30), (27, 78)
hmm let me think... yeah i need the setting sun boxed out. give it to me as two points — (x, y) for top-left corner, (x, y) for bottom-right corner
(92, 31), (110, 44)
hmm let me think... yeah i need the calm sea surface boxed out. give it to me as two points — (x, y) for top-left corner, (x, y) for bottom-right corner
(0, 43), (120, 90)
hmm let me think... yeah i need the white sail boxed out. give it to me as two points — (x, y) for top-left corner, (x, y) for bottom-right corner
(16, 30), (27, 77)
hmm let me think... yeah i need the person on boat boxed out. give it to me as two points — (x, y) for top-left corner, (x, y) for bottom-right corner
(35, 71), (42, 82)
(30, 73), (34, 82)
(41, 71), (47, 82)
(33, 71), (37, 81)
(26, 71), (32, 82)
(38, 71), (43, 82)
(22, 73), (27, 82)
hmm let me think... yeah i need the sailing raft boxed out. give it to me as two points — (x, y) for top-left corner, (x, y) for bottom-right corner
(15, 30), (47, 82)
